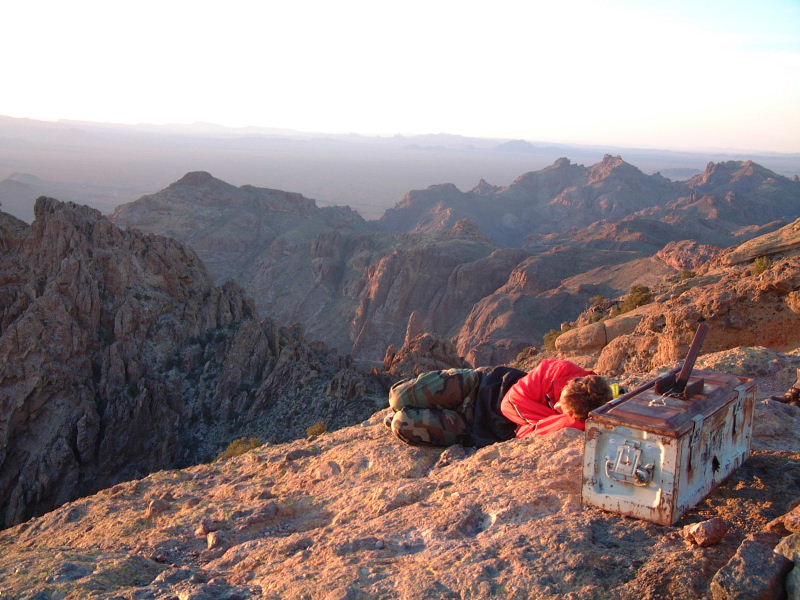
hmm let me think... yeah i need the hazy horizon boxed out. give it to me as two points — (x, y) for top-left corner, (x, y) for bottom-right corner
(5, 113), (800, 157)
(2, 112), (800, 226)
(2, 0), (798, 153)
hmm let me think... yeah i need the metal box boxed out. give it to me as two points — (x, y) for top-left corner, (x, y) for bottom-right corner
(582, 370), (756, 525)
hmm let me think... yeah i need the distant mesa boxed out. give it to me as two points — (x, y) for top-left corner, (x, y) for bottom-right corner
(6, 173), (42, 185)
(495, 139), (538, 152)
(494, 139), (567, 153)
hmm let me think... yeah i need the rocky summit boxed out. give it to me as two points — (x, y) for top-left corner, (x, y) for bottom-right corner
(0, 198), (385, 529)
(0, 349), (797, 599)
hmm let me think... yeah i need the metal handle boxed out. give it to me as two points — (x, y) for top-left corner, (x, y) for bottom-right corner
(675, 323), (710, 393)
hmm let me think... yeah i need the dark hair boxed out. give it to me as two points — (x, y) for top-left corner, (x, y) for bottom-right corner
(559, 375), (612, 420)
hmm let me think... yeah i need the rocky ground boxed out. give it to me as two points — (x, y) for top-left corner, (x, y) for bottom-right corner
(0, 347), (797, 600)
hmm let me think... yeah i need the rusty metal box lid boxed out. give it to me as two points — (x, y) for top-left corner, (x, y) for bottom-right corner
(590, 370), (753, 437)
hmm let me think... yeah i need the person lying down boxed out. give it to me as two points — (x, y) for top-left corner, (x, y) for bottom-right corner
(384, 359), (613, 448)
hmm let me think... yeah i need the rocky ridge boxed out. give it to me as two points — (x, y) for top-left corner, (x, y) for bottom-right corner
(553, 218), (800, 375)
(0, 346), (797, 599)
(0, 199), (385, 528)
(380, 155), (800, 250)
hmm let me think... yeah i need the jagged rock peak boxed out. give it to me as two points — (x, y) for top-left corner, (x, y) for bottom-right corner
(449, 218), (490, 241)
(34, 195), (103, 222)
(508, 157), (584, 189)
(383, 330), (471, 376)
(0, 198), (386, 527)
(470, 178), (499, 195)
(688, 160), (781, 188)
(552, 157), (572, 168)
(587, 154), (639, 182)
(395, 182), (463, 209)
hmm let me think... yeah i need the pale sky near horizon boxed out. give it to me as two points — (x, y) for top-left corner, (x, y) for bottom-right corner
(2, 0), (799, 153)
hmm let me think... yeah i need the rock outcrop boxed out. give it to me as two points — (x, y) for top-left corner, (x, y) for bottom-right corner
(456, 248), (679, 366)
(0, 198), (385, 528)
(726, 217), (800, 265)
(382, 331), (471, 377)
(656, 239), (723, 271)
(551, 220), (800, 375)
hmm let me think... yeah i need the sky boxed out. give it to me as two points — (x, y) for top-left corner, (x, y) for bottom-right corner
(2, 0), (799, 153)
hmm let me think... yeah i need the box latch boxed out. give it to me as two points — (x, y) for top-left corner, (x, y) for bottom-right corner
(604, 440), (655, 486)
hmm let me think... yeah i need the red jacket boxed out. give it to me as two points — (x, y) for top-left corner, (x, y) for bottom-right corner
(500, 359), (595, 437)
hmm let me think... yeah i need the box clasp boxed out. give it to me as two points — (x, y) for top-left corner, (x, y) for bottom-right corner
(605, 441), (655, 486)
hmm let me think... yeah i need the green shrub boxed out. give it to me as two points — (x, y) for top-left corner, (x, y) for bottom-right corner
(306, 421), (328, 437)
(612, 285), (652, 316)
(680, 270), (697, 280)
(543, 329), (560, 352)
(216, 436), (262, 461)
(544, 326), (574, 352)
(751, 256), (772, 275)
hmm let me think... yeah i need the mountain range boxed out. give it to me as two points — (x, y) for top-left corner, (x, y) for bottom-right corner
(2, 114), (799, 221)
(111, 155), (800, 364)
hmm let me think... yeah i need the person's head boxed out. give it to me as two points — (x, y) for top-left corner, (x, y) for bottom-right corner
(555, 375), (612, 420)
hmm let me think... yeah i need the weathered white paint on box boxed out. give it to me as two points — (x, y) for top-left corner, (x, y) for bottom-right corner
(582, 370), (756, 525)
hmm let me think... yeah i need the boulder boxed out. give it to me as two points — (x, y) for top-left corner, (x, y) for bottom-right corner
(726, 217), (800, 265)
(710, 533), (793, 600)
(555, 321), (606, 354)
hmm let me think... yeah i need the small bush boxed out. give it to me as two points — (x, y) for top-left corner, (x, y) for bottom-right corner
(544, 327), (572, 352)
(216, 437), (262, 461)
(590, 295), (607, 307)
(307, 421), (328, 437)
(514, 346), (539, 362)
(612, 285), (652, 316)
(680, 270), (697, 280)
(751, 256), (772, 275)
